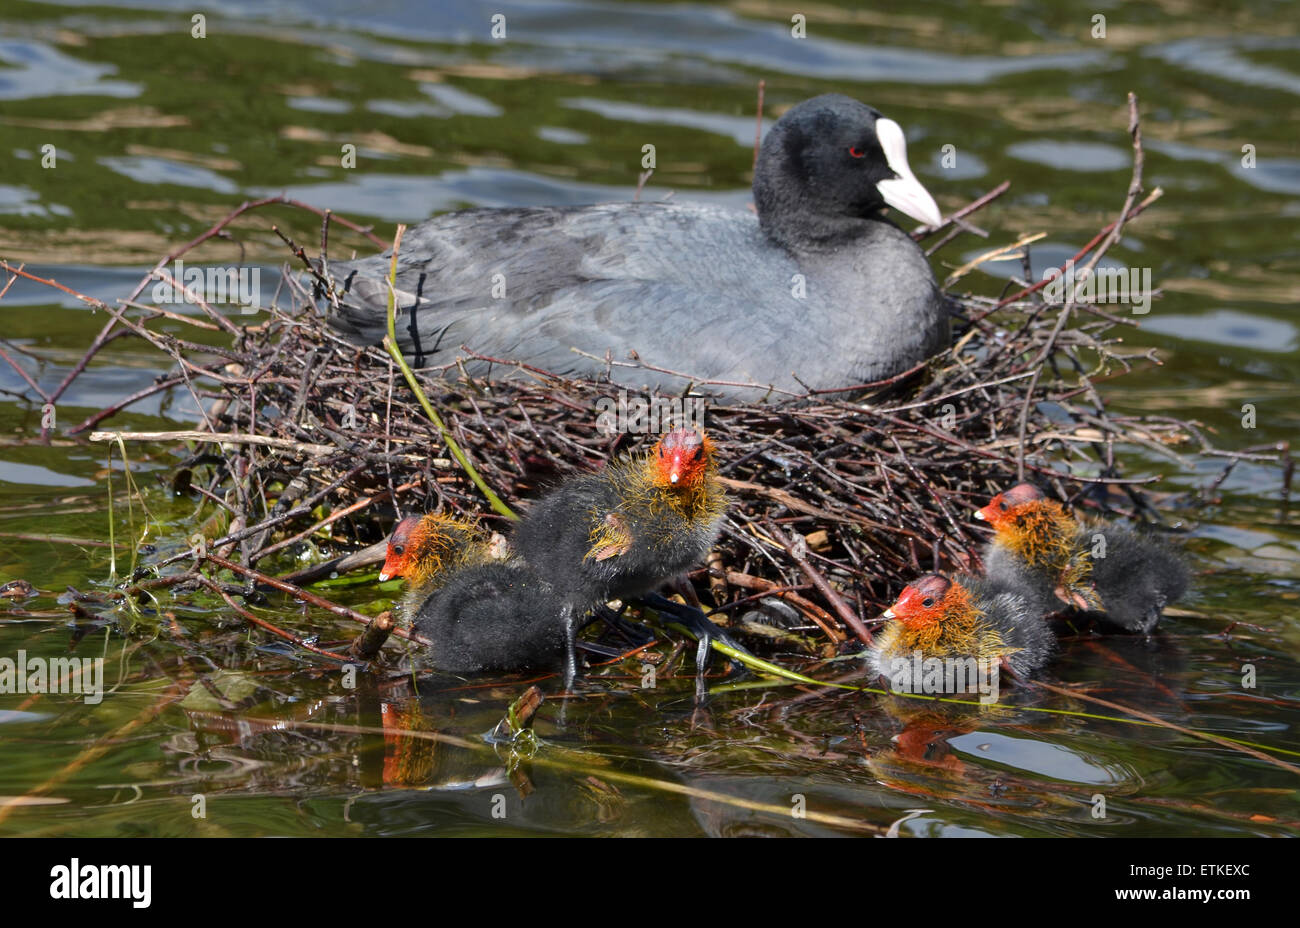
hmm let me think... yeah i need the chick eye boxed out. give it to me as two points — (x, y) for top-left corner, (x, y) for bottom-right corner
(848, 146), (866, 159)
(922, 598), (934, 608)
(998, 501), (1008, 511)
(692, 447), (703, 460)
(393, 544), (405, 556)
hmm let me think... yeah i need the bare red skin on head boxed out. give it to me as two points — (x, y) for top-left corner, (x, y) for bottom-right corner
(976, 483), (1046, 529)
(650, 427), (714, 489)
(886, 574), (953, 629)
(379, 515), (423, 581)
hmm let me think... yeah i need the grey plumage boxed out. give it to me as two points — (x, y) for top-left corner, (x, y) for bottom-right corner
(983, 523), (1189, 634)
(512, 467), (725, 609)
(868, 573), (1056, 691)
(320, 94), (947, 402)
(961, 574), (1057, 677)
(1080, 524), (1190, 634)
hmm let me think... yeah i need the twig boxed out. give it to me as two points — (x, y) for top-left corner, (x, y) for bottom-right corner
(764, 521), (865, 644)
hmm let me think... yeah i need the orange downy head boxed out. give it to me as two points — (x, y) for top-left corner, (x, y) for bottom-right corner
(974, 483), (1046, 529)
(650, 427), (714, 490)
(380, 512), (484, 586)
(379, 515), (423, 582)
(883, 574), (954, 632)
(881, 574), (986, 654)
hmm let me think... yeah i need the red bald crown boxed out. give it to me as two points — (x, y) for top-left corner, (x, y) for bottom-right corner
(651, 427), (713, 489)
(884, 574), (953, 628)
(976, 483), (1046, 528)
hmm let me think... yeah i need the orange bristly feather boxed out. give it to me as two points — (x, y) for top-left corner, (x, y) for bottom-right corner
(583, 439), (727, 560)
(404, 514), (489, 588)
(892, 583), (1020, 662)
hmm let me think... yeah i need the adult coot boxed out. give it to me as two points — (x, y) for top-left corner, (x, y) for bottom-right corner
(322, 94), (947, 401)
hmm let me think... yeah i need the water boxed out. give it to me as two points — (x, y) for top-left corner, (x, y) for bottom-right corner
(0, 0), (1297, 836)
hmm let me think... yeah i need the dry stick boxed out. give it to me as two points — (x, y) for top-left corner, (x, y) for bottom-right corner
(68, 376), (188, 435)
(0, 262), (22, 303)
(724, 570), (845, 638)
(200, 551), (430, 647)
(717, 476), (928, 540)
(149, 267), (243, 337)
(0, 264), (53, 403)
(1015, 92), (1147, 483)
(41, 196), (384, 409)
(180, 465), (384, 569)
(118, 297), (221, 331)
(982, 182), (1163, 320)
(752, 79), (766, 173)
(0, 345), (49, 403)
(0, 265), (253, 434)
(912, 179), (1011, 244)
(992, 192), (1164, 316)
(88, 429), (337, 456)
(379, 224), (517, 520)
(847, 407), (1161, 486)
(252, 481), (406, 563)
(764, 521), (865, 644)
(943, 232), (1047, 289)
(1014, 306), (1077, 483)
(888, 434), (967, 545)
(199, 578), (351, 664)
(349, 610), (395, 661)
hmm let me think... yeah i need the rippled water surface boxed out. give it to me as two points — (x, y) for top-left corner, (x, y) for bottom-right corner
(1, 0), (1298, 836)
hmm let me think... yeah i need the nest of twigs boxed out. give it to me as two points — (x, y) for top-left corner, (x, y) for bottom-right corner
(17, 95), (1270, 658)
(204, 239), (1185, 637)
(77, 206), (1203, 649)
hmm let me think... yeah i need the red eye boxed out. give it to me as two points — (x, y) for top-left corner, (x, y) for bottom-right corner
(849, 146), (865, 159)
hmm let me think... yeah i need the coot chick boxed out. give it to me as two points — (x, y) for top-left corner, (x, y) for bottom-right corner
(380, 514), (581, 679)
(322, 94), (947, 401)
(975, 483), (1190, 634)
(410, 562), (572, 674)
(868, 573), (1056, 697)
(512, 427), (739, 656)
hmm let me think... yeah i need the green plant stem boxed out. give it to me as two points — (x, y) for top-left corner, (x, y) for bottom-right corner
(664, 621), (1300, 768)
(381, 223), (516, 520)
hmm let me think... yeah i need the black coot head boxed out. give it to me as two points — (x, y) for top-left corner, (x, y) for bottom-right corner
(753, 93), (941, 248)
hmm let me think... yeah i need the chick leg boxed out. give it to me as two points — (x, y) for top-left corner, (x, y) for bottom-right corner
(641, 592), (753, 661)
(592, 603), (656, 647)
(560, 603), (578, 694)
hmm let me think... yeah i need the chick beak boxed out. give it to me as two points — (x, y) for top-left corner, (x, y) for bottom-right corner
(882, 608), (895, 619)
(378, 570), (391, 582)
(973, 510), (986, 521)
(666, 451), (687, 486)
